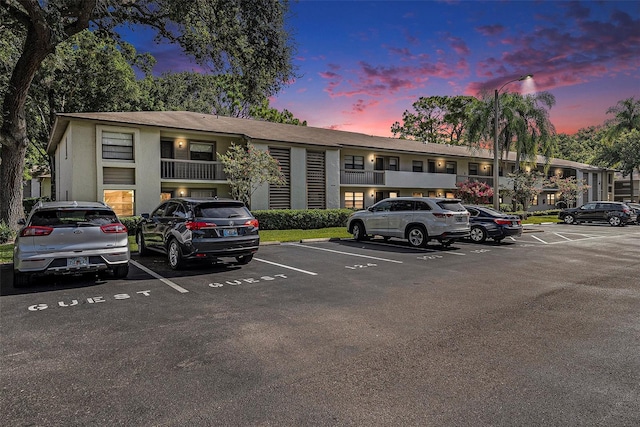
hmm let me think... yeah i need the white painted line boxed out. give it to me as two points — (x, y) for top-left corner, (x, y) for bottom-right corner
(254, 258), (318, 275)
(530, 235), (548, 244)
(130, 260), (189, 293)
(509, 237), (517, 241)
(553, 233), (573, 241)
(285, 242), (403, 264)
(445, 251), (466, 256)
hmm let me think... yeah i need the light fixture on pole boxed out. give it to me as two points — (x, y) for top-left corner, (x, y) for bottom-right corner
(493, 74), (533, 210)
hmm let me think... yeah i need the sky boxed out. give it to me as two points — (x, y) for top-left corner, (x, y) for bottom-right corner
(129, 0), (640, 138)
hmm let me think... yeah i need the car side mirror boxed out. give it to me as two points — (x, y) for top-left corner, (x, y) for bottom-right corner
(141, 213), (150, 219)
(17, 218), (26, 225)
(367, 206), (374, 212)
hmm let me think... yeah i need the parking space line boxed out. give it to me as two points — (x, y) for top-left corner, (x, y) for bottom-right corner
(130, 260), (189, 293)
(285, 243), (403, 264)
(530, 235), (548, 244)
(253, 258), (318, 275)
(553, 233), (573, 241)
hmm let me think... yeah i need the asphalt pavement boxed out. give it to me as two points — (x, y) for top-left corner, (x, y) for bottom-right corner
(1, 224), (639, 426)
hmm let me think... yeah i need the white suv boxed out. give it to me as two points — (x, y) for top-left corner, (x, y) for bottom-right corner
(346, 197), (470, 248)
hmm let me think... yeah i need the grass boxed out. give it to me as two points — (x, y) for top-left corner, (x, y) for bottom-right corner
(0, 219), (560, 265)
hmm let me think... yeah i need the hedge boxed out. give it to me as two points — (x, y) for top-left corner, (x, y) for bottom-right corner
(252, 209), (354, 230)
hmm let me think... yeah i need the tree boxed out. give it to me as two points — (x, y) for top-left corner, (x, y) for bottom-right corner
(545, 175), (590, 208)
(606, 97), (640, 133)
(466, 92), (556, 171)
(0, 0), (296, 231)
(218, 143), (286, 208)
(454, 179), (493, 205)
(501, 171), (543, 211)
(391, 95), (476, 145)
(554, 126), (607, 164)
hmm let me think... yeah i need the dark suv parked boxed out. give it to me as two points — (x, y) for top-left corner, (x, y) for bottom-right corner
(558, 201), (637, 226)
(136, 198), (259, 269)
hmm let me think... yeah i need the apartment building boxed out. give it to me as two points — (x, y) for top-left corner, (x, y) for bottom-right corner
(47, 111), (613, 216)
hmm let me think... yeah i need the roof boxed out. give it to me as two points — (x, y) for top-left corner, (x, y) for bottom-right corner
(49, 110), (606, 171)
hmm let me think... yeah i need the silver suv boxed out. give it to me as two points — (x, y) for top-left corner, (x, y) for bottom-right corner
(13, 201), (130, 286)
(347, 197), (470, 247)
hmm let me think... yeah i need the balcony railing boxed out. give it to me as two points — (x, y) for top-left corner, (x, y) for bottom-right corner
(161, 159), (226, 181)
(340, 169), (385, 185)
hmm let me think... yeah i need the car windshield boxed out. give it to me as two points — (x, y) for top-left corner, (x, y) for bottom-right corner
(436, 201), (466, 212)
(30, 209), (118, 227)
(480, 207), (504, 216)
(193, 203), (250, 219)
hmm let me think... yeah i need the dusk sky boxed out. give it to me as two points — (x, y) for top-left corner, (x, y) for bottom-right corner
(128, 0), (640, 138)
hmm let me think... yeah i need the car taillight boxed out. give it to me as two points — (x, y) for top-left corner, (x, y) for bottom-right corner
(20, 226), (54, 237)
(245, 219), (259, 229)
(494, 219), (513, 225)
(100, 223), (128, 234)
(185, 221), (216, 230)
(623, 208), (630, 214)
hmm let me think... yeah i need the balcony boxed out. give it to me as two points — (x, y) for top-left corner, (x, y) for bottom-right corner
(340, 169), (385, 185)
(161, 159), (227, 181)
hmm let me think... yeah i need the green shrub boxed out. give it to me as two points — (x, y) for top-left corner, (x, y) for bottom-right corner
(22, 196), (51, 216)
(0, 221), (15, 244)
(119, 216), (141, 236)
(252, 209), (354, 230)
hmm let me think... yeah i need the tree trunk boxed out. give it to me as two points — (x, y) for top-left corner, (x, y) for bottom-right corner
(0, 141), (28, 229)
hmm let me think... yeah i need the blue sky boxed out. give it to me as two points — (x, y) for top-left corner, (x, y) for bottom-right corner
(127, 0), (640, 137)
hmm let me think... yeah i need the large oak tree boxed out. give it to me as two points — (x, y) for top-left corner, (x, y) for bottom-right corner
(0, 0), (296, 231)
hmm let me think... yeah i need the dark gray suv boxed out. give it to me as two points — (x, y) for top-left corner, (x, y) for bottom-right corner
(558, 201), (637, 226)
(136, 198), (259, 269)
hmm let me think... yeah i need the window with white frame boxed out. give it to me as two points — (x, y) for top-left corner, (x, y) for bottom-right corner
(344, 155), (364, 170)
(344, 191), (364, 209)
(102, 132), (133, 160)
(546, 193), (555, 205)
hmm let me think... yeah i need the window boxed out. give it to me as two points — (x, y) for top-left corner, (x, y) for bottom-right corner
(445, 161), (457, 174)
(389, 191), (399, 198)
(103, 190), (134, 216)
(546, 193), (555, 205)
(344, 155), (364, 170)
(415, 201), (431, 211)
(533, 194), (538, 205)
(412, 192), (423, 197)
(191, 190), (216, 198)
(373, 201), (392, 212)
(344, 192), (364, 209)
(388, 157), (399, 171)
(428, 160), (436, 173)
(102, 132), (133, 160)
(412, 161), (423, 172)
(469, 163), (479, 175)
(190, 142), (214, 161)
(390, 200), (414, 211)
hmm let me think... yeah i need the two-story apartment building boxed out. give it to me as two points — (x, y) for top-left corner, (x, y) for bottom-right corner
(46, 111), (614, 216)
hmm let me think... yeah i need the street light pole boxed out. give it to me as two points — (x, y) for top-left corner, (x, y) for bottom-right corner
(492, 74), (533, 210)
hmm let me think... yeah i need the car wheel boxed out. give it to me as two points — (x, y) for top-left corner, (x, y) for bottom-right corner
(351, 221), (367, 241)
(137, 232), (150, 256)
(167, 239), (186, 270)
(563, 214), (575, 225)
(13, 272), (30, 288)
(236, 254), (253, 265)
(407, 225), (427, 248)
(112, 264), (129, 278)
(469, 226), (487, 243)
(608, 216), (622, 227)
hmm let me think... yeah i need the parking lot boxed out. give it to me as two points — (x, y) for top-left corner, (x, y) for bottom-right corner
(2, 224), (639, 426)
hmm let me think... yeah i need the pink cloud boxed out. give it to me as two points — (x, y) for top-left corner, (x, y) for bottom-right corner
(475, 24), (505, 37)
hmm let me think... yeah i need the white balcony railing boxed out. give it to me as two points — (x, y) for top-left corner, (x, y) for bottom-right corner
(161, 159), (226, 181)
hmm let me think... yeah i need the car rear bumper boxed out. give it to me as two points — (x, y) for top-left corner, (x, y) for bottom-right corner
(182, 237), (260, 259)
(489, 227), (523, 238)
(14, 247), (130, 274)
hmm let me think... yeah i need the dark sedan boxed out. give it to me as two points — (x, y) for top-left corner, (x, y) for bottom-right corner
(464, 205), (523, 243)
(136, 198), (259, 269)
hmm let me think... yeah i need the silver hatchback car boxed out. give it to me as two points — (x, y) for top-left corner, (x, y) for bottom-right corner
(347, 197), (470, 247)
(13, 201), (130, 286)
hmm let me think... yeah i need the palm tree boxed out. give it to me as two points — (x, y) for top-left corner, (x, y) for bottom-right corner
(606, 97), (640, 133)
(466, 91), (556, 172)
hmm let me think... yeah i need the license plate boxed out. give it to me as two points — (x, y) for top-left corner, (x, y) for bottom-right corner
(67, 256), (88, 267)
(512, 221), (518, 226)
(455, 216), (465, 222)
(223, 228), (238, 237)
